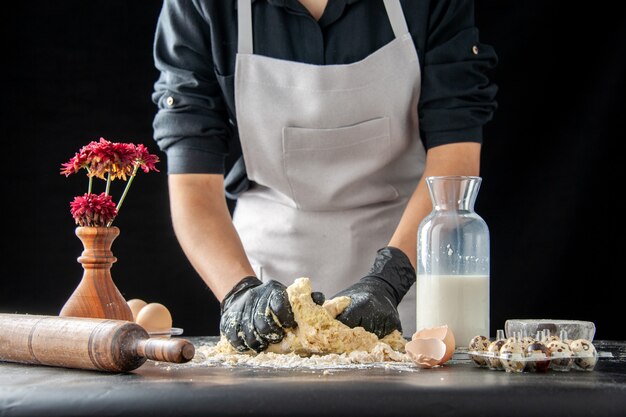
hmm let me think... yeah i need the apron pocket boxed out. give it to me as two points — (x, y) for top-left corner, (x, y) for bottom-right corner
(282, 117), (399, 211)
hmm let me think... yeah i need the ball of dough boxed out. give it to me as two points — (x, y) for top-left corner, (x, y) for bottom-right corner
(126, 298), (147, 321)
(136, 302), (172, 333)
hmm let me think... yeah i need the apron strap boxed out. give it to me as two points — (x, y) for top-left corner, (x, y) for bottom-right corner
(237, 0), (253, 54)
(237, 0), (409, 54)
(383, 0), (410, 38)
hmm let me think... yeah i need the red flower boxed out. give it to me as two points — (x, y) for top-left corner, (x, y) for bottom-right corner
(60, 150), (89, 177)
(62, 138), (160, 227)
(133, 143), (160, 173)
(70, 193), (118, 227)
(85, 138), (136, 180)
(60, 138), (137, 180)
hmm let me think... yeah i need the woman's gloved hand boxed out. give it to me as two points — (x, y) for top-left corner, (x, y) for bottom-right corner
(220, 277), (296, 353)
(333, 247), (416, 339)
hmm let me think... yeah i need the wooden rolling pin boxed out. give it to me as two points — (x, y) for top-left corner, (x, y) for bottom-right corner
(0, 314), (195, 372)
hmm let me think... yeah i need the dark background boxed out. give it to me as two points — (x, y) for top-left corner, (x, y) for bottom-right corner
(1, 1), (624, 340)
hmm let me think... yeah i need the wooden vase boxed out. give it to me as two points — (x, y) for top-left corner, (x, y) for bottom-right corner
(59, 226), (133, 321)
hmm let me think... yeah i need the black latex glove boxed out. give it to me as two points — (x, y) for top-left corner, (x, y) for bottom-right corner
(333, 247), (416, 339)
(220, 277), (295, 352)
(220, 277), (326, 353)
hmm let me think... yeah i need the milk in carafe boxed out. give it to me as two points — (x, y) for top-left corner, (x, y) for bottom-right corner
(416, 176), (490, 347)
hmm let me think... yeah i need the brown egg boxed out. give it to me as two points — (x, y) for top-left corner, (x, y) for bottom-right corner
(126, 298), (147, 321)
(136, 303), (172, 333)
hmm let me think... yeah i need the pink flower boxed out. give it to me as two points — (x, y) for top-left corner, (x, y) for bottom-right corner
(70, 193), (118, 227)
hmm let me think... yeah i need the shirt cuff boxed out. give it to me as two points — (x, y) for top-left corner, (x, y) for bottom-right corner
(165, 145), (226, 174)
(422, 126), (483, 149)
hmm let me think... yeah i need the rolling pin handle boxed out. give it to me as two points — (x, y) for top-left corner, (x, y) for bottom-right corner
(135, 338), (195, 364)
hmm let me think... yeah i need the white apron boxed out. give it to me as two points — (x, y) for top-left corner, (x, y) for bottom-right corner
(232, 0), (426, 335)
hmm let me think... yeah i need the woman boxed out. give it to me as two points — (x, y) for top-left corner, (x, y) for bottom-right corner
(152, 0), (497, 352)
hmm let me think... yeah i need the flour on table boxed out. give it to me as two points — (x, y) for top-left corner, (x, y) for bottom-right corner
(196, 278), (410, 368)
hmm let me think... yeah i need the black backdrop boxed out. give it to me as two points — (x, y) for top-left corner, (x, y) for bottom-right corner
(1, 1), (624, 340)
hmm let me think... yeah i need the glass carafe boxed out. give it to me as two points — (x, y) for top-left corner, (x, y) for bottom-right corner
(416, 176), (490, 347)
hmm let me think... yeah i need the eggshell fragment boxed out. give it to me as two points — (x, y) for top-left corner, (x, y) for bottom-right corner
(405, 338), (447, 368)
(126, 298), (147, 321)
(136, 302), (172, 333)
(412, 325), (455, 363)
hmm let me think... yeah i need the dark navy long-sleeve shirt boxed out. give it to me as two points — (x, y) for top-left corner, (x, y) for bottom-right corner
(152, 0), (497, 198)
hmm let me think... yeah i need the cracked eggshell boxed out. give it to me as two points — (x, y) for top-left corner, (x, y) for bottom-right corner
(411, 325), (455, 363)
(405, 338), (447, 368)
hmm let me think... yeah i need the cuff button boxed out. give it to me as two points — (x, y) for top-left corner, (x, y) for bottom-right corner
(166, 96), (175, 107)
(472, 45), (479, 55)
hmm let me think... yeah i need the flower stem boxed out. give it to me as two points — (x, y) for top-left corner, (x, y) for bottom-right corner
(107, 164), (139, 227)
(87, 168), (93, 194)
(105, 172), (111, 196)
